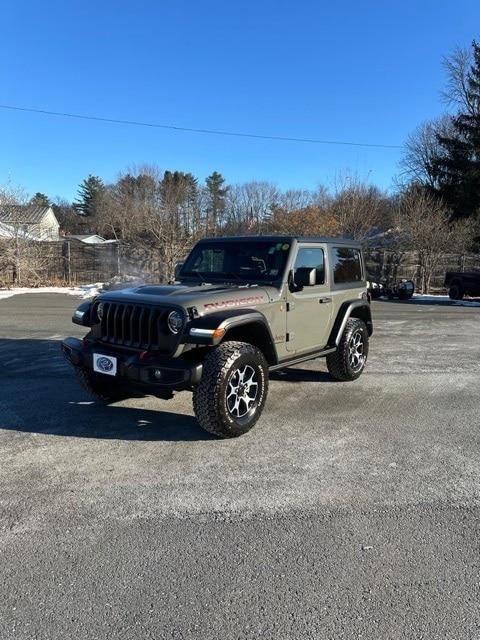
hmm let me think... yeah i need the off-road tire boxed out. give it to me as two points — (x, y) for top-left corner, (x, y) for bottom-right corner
(326, 318), (369, 382)
(193, 341), (268, 438)
(74, 365), (131, 403)
(448, 281), (464, 301)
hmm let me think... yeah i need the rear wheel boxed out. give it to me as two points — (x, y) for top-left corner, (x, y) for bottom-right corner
(193, 341), (268, 438)
(73, 365), (131, 403)
(448, 281), (464, 300)
(327, 318), (369, 381)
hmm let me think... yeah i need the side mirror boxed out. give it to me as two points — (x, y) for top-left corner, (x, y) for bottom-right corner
(174, 262), (184, 280)
(293, 267), (316, 289)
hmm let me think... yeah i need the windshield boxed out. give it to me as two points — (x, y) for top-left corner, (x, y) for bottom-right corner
(180, 240), (292, 283)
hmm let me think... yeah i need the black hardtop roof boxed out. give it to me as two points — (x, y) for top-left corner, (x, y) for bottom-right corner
(198, 235), (362, 247)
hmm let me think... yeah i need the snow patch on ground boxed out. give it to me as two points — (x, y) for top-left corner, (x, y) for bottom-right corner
(412, 294), (480, 307)
(0, 283), (103, 301)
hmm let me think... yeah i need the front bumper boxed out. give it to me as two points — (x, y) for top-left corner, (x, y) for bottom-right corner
(61, 337), (203, 392)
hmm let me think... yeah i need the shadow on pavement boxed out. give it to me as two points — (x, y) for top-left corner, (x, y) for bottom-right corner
(0, 338), (214, 442)
(46, 404), (212, 441)
(0, 337), (339, 440)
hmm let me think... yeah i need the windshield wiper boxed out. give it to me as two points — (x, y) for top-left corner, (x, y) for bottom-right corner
(220, 271), (250, 285)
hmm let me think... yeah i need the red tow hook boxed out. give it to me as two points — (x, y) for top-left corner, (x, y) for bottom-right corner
(139, 350), (149, 361)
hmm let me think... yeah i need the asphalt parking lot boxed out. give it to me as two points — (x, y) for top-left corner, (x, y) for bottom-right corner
(1, 293), (480, 639)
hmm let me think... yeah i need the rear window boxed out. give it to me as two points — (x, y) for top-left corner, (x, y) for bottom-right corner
(332, 247), (363, 283)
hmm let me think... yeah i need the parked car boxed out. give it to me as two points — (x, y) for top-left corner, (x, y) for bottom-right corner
(444, 271), (480, 300)
(366, 279), (384, 300)
(63, 235), (373, 438)
(384, 279), (415, 300)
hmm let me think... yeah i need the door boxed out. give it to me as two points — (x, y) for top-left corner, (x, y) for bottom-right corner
(286, 244), (334, 353)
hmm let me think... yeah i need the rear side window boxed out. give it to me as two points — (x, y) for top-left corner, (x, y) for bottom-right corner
(332, 247), (363, 283)
(293, 247), (325, 285)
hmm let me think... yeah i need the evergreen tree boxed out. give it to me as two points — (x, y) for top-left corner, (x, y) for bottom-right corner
(73, 175), (105, 216)
(160, 171), (199, 233)
(435, 41), (480, 218)
(29, 192), (51, 207)
(205, 171), (228, 233)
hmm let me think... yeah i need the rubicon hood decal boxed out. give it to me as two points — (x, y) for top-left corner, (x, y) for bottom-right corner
(204, 294), (265, 311)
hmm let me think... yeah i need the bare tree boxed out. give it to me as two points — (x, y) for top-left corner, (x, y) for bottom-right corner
(311, 184), (331, 208)
(451, 216), (479, 271)
(95, 166), (163, 242)
(224, 181), (278, 232)
(442, 45), (476, 115)
(0, 180), (28, 207)
(275, 189), (314, 212)
(395, 189), (465, 293)
(269, 205), (341, 236)
(328, 176), (387, 240)
(227, 181), (278, 230)
(399, 44), (476, 195)
(400, 116), (454, 189)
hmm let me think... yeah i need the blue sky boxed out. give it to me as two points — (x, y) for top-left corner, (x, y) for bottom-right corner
(1, 0), (479, 201)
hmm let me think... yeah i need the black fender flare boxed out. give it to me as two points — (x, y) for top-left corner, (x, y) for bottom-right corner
(328, 300), (373, 346)
(186, 308), (278, 364)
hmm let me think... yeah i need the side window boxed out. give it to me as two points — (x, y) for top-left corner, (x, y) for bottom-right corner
(332, 247), (362, 283)
(293, 247), (325, 285)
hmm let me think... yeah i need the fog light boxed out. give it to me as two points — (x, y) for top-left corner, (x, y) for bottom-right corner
(153, 368), (162, 380)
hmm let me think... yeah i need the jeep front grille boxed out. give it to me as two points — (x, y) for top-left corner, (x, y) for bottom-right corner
(96, 302), (178, 352)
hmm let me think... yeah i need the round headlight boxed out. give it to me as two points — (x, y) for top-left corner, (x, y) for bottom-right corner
(97, 302), (105, 321)
(167, 310), (184, 334)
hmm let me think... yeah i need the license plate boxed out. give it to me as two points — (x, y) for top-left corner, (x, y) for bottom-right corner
(93, 353), (117, 376)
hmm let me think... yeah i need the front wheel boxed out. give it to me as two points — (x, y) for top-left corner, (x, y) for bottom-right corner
(448, 281), (464, 300)
(193, 341), (268, 438)
(326, 318), (369, 381)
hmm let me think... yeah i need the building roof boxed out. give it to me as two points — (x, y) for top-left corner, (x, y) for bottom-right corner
(0, 205), (53, 225)
(66, 234), (118, 244)
(67, 234), (106, 243)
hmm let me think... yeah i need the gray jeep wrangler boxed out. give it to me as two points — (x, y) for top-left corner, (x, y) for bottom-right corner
(63, 236), (372, 437)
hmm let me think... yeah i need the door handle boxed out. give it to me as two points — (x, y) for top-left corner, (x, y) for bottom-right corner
(319, 297), (332, 304)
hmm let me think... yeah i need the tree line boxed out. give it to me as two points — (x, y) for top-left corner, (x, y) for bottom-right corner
(58, 170), (397, 278)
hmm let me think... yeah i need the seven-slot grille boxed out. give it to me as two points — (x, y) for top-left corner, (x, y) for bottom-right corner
(97, 302), (177, 351)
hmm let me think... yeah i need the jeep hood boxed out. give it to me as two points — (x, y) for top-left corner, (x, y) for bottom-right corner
(97, 282), (279, 315)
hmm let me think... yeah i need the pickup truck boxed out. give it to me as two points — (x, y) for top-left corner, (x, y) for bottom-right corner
(444, 271), (480, 300)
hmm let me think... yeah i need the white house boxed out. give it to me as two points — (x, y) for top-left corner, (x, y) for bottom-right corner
(0, 205), (60, 241)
